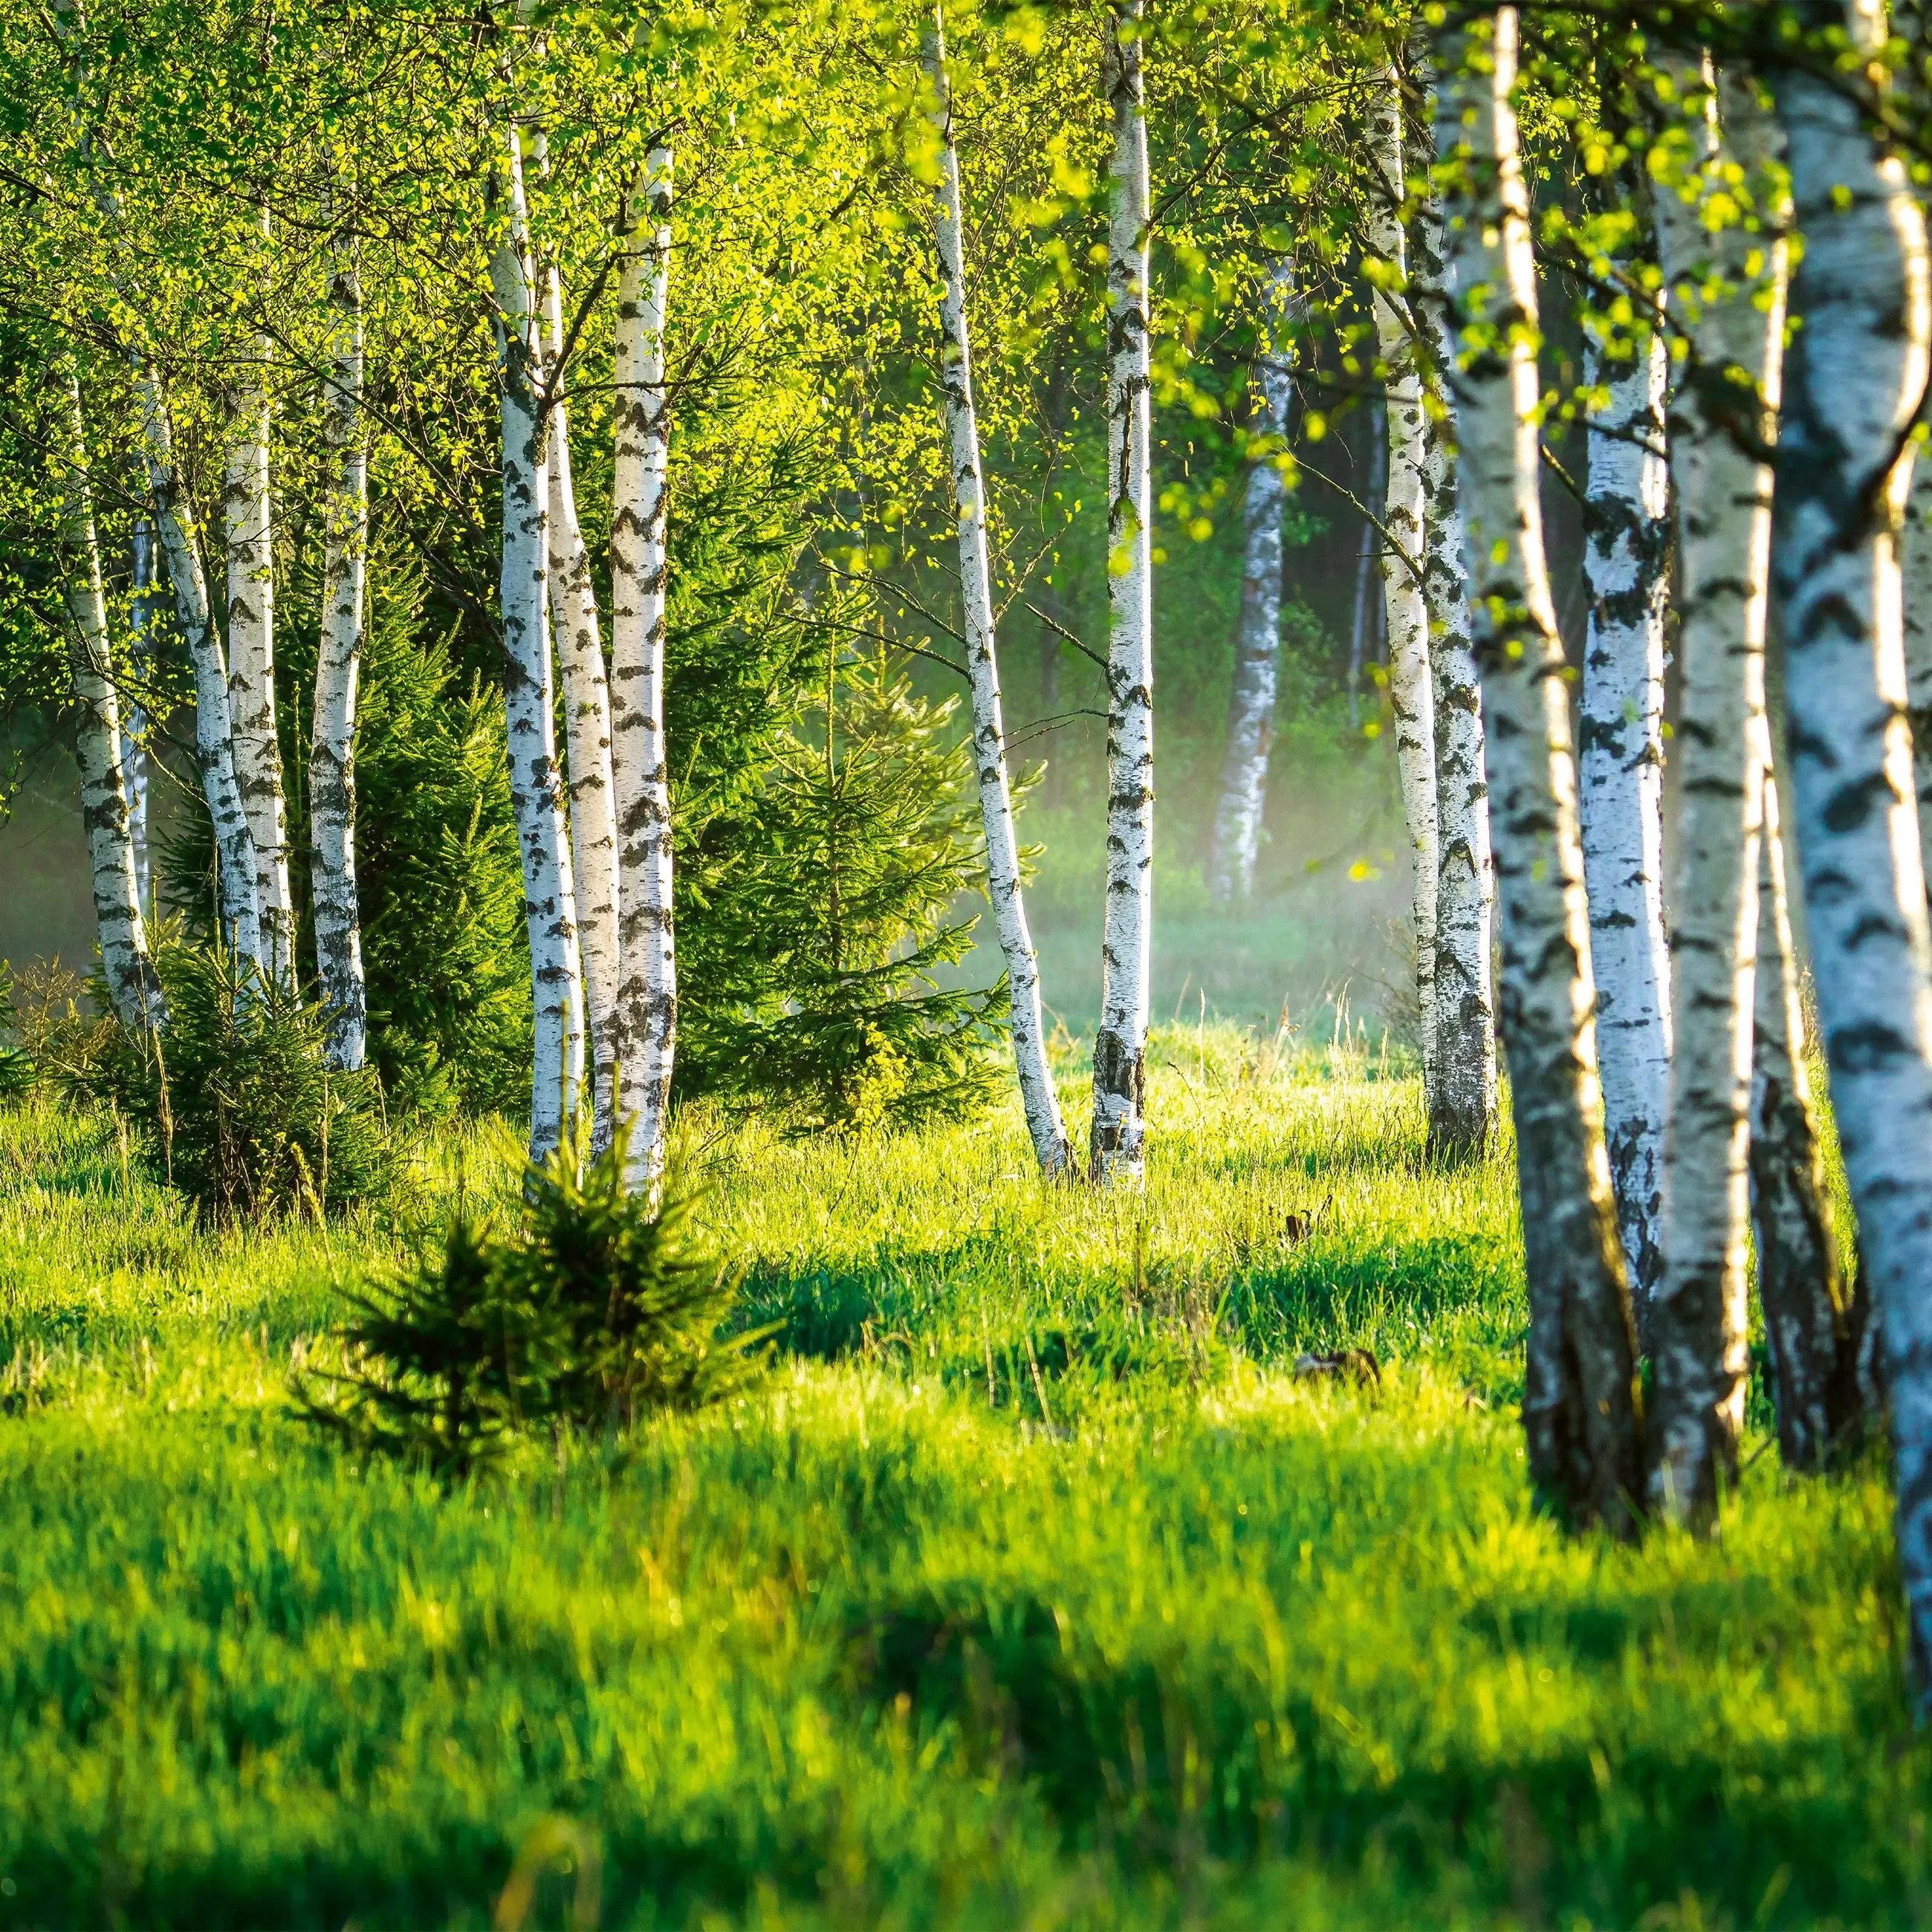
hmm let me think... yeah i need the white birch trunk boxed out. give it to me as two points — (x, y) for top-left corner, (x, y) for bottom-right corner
(134, 369), (261, 969)
(311, 195), (368, 1071)
(926, 13), (1072, 1177)
(1091, 0), (1155, 1185)
(542, 268), (623, 1154)
(1648, 62), (1786, 1516)
(1579, 325), (1673, 1323)
(493, 120), (582, 1161)
(59, 367), (163, 1034)
(1433, 10), (1642, 1531)
(1771, 7), (1932, 1704)
(1408, 144), (1498, 1158)
(125, 517), (152, 912)
(1206, 260), (1293, 907)
(1902, 453), (1932, 887)
(609, 147), (678, 1199)
(1365, 66), (1438, 1106)
(224, 211), (293, 988)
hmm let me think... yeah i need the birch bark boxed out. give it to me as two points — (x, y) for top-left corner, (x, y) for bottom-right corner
(125, 517), (152, 911)
(311, 193), (368, 1070)
(1771, 2), (1932, 1703)
(134, 370), (260, 969)
(1091, 0), (1155, 1185)
(1578, 322), (1673, 1323)
(1433, 9), (1642, 1531)
(1647, 61), (1786, 1516)
(609, 148), (678, 1199)
(926, 11), (1072, 1177)
(1408, 129), (1498, 1158)
(493, 120), (582, 1160)
(59, 368), (163, 1034)
(1205, 258), (1293, 907)
(224, 210), (293, 988)
(1903, 456), (1932, 884)
(1364, 65), (1438, 1107)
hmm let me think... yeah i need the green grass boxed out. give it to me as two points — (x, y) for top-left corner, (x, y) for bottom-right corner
(0, 1029), (1924, 1930)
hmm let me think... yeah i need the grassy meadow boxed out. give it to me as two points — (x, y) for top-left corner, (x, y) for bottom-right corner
(0, 1025), (1925, 1929)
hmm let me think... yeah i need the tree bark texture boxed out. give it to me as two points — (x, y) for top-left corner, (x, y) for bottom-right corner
(1205, 257), (1294, 907)
(610, 147), (678, 1199)
(311, 198), (369, 1071)
(1365, 65), (1439, 1109)
(1773, 7), (1932, 1704)
(927, 12), (1072, 1178)
(1091, 0), (1155, 1185)
(544, 267), (623, 1154)
(125, 517), (153, 912)
(1902, 446), (1932, 891)
(1433, 9), (1643, 1533)
(1408, 137), (1498, 1158)
(134, 369), (261, 970)
(493, 121), (583, 1161)
(1579, 325), (1673, 1325)
(59, 368), (163, 1034)
(1647, 61), (1786, 1519)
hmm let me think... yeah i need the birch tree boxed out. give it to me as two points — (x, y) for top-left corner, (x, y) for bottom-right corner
(1578, 307), (1673, 1323)
(1205, 258), (1293, 907)
(925, 10), (1072, 1177)
(1902, 458), (1932, 884)
(1647, 61), (1786, 1517)
(1365, 62), (1438, 1109)
(124, 516), (152, 910)
(311, 191), (369, 1070)
(1408, 74), (1497, 1158)
(493, 117), (583, 1159)
(609, 147), (678, 1199)
(225, 208), (294, 988)
(59, 367), (163, 1033)
(1091, 0), (1155, 1185)
(1771, 0), (1932, 1707)
(1433, 7), (1642, 1530)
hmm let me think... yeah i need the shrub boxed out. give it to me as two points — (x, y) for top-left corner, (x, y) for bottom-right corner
(294, 1130), (765, 1478)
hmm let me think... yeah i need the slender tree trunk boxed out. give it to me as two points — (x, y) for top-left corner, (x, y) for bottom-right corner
(125, 517), (153, 912)
(134, 369), (261, 969)
(610, 147), (678, 1200)
(59, 367), (163, 1034)
(926, 11), (1072, 1177)
(1091, 0), (1155, 1185)
(311, 194), (368, 1070)
(1647, 60), (1786, 1517)
(1902, 452), (1932, 889)
(224, 212), (293, 988)
(1433, 9), (1643, 1533)
(1751, 751), (1865, 1471)
(1366, 66), (1439, 1106)
(1772, 5), (1932, 1705)
(1207, 257), (1293, 907)
(1408, 137), (1498, 1158)
(493, 120), (582, 1161)
(1346, 404), (1385, 728)
(1579, 322), (1673, 1326)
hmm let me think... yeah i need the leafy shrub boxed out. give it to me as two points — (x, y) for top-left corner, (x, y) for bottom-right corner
(0, 961), (40, 1098)
(294, 1130), (765, 1478)
(45, 933), (390, 1222)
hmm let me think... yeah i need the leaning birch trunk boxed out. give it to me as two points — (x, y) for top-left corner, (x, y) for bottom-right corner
(224, 212), (294, 988)
(311, 195), (369, 1070)
(134, 369), (261, 969)
(1772, 2), (1932, 1705)
(1902, 453), (1932, 886)
(609, 148), (678, 1199)
(1364, 63), (1438, 1106)
(493, 121), (582, 1161)
(1091, 0), (1155, 1184)
(59, 367), (163, 1034)
(1205, 257), (1294, 907)
(1648, 61), (1786, 1517)
(125, 517), (153, 911)
(543, 270), (624, 1154)
(1578, 322), (1673, 1325)
(1751, 748), (1864, 1471)
(1407, 134), (1498, 1157)
(926, 11), (1072, 1177)
(1434, 8), (1643, 1531)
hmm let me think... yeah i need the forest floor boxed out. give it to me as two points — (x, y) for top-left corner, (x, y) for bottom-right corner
(0, 1026), (1925, 1930)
